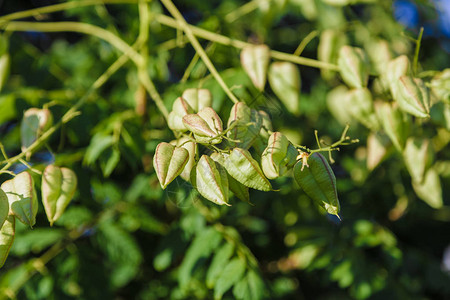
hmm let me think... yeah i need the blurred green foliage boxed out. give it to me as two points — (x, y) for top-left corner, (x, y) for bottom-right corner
(0, 0), (449, 299)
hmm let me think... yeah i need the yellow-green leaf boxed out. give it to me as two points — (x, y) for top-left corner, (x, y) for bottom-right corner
(42, 165), (78, 226)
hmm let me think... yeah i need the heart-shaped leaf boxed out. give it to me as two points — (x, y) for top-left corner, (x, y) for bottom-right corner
(241, 44), (270, 91)
(192, 155), (230, 206)
(412, 168), (442, 209)
(20, 108), (53, 152)
(392, 76), (430, 118)
(346, 88), (379, 130)
(375, 101), (410, 151)
(338, 46), (369, 88)
(1, 172), (38, 227)
(227, 102), (262, 149)
(183, 107), (223, 144)
(211, 152), (250, 203)
(171, 137), (197, 182)
(182, 88), (212, 112)
(223, 148), (272, 191)
(261, 132), (298, 179)
(294, 153), (340, 216)
(268, 62), (301, 115)
(153, 142), (189, 189)
(168, 97), (195, 132)
(42, 165), (78, 226)
(403, 138), (432, 183)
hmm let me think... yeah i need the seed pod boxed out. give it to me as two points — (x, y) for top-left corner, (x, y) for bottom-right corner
(403, 138), (433, 183)
(153, 142), (189, 189)
(293, 153), (340, 216)
(227, 102), (262, 149)
(0, 53), (10, 92)
(429, 68), (450, 103)
(326, 85), (354, 126)
(41, 165), (78, 226)
(20, 108), (53, 152)
(170, 137), (197, 182)
(192, 155), (229, 206)
(338, 46), (369, 88)
(392, 76), (430, 118)
(366, 39), (392, 75)
(241, 44), (270, 91)
(375, 101), (409, 151)
(318, 30), (347, 80)
(1, 171), (38, 227)
(181, 88), (212, 112)
(183, 107), (223, 144)
(0, 189), (8, 229)
(261, 132), (298, 179)
(366, 133), (389, 171)
(412, 168), (442, 209)
(384, 55), (410, 85)
(211, 152), (249, 203)
(0, 215), (15, 268)
(268, 62), (301, 115)
(258, 110), (273, 139)
(168, 97), (195, 132)
(223, 148), (272, 191)
(430, 102), (450, 131)
(346, 88), (379, 130)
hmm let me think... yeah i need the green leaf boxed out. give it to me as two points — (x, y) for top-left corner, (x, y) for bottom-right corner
(84, 133), (114, 165)
(0, 215), (15, 268)
(206, 242), (235, 288)
(98, 222), (142, 288)
(294, 153), (340, 216)
(10, 228), (64, 256)
(214, 257), (246, 299)
(178, 227), (222, 288)
(101, 148), (121, 177)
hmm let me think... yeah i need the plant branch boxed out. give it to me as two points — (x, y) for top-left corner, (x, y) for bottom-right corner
(153, 14), (339, 71)
(0, 0), (146, 24)
(160, 0), (240, 104)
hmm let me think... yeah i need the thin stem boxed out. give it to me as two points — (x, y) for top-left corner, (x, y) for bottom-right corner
(160, 0), (240, 104)
(293, 30), (318, 57)
(0, 0), (145, 23)
(2, 20), (169, 121)
(224, 0), (259, 23)
(3, 21), (143, 65)
(413, 27), (424, 76)
(153, 13), (339, 71)
(18, 159), (42, 175)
